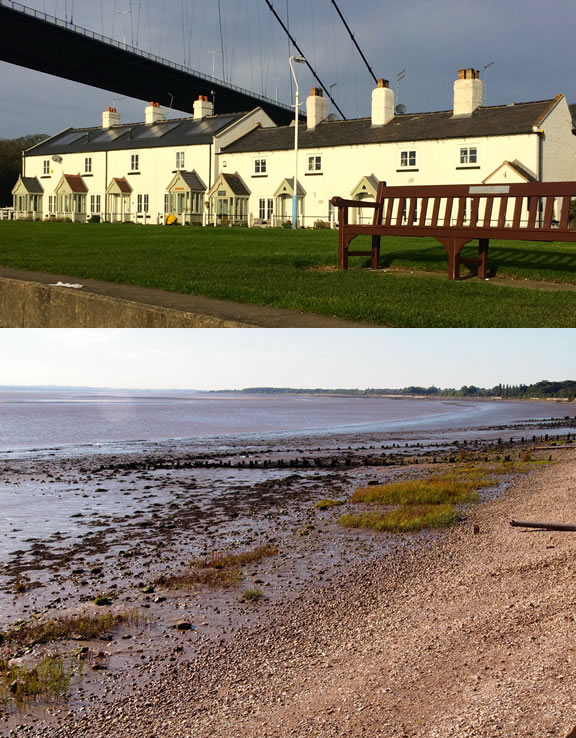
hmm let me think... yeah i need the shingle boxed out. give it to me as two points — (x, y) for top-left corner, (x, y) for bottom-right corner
(63, 174), (88, 193)
(179, 170), (207, 191)
(222, 100), (559, 154)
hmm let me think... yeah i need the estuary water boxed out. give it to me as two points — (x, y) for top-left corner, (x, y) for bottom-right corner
(0, 388), (575, 458)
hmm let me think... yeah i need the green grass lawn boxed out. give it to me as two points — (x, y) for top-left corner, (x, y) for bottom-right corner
(1, 221), (576, 327)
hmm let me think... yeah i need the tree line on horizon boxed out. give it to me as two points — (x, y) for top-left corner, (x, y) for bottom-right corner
(233, 380), (576, 400)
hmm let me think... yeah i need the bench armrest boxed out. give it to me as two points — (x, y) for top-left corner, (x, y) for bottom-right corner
(331, 196), (379, 209)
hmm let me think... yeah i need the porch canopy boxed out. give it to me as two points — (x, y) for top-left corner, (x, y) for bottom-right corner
(12, 175), (43, 218)
(54, 173), (88, 220)
(208, 172), (250, 224)
(165, 169), (206, 223)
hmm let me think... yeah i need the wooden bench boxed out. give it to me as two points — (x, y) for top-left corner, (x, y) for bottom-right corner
(331, 181), (576, 279)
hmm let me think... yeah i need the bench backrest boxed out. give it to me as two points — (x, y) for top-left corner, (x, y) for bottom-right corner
(371, 181), (576, 237)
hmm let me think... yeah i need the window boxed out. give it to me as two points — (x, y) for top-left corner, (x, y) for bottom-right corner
(400, 151), (416, 168)
(137, 194), (149, 213)
(84, 157), (92, 173)
(460, 147), (478, 164)
(164, 194), (170, 214)
(130, 154), (139, 171)
(48, 195), (56, 213)
(307, 155), (322, 172)
(254, 158), (267, 175)
(90, 194), (101, 212)
(176, 151), (185, 169)
(43, 160), (50, 175)
(258, 198), (273, 220)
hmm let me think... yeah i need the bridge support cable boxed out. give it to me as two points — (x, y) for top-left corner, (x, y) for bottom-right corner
(262, 0), (346, 120)
(330, 0), (378, 85)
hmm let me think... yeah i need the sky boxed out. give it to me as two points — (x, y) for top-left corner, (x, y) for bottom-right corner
(1, 0), (575, 138)
(0, 328), (573, 391)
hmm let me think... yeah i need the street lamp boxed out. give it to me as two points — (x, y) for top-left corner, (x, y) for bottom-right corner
(289, 55), (306, 229)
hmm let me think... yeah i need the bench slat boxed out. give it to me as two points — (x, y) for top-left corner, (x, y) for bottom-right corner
(418, 197), (429, 227)
(407, 197), (417, 225)
(543, 196), (555, 229)
(512, 196), (523, 229)
(560, 196), (571, 230)
(396, 197), (406, 226)
(443, 198), (453, 227)
(456, 198), (466, 227)
(384, 197), (394, 226)
(483, 196), (494, 228)
(527, 196), (539, 229)
(497, 196), (509, 229)
(469, 197), (480, 227)
(430, 197), (441, 227)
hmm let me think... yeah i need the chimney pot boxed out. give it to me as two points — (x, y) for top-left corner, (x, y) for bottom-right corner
(377, 79), (389, 88)
(310, 87), (323, 97)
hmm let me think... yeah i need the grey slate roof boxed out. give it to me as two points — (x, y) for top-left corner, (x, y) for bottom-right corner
(18, 176), (43, 193)
(179, 170), (207, 191)
(222, 173), (250, 196)
(25, 113), (246, 156)
(222, 99), (559, 154)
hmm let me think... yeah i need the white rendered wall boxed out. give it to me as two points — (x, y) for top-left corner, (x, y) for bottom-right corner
(539, 97), (576, 181)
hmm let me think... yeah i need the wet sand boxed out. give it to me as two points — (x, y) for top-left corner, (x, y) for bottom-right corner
(2, 432), (575, 736)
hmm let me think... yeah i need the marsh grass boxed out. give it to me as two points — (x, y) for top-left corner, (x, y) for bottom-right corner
(350, 467), (493, 506)
(242, 588), (264, 603)
(2, 610), (144, 649)
(156, 545), (278, 591)
(339, 504), (458, 532)
(0, 654), (73, 711)
(314, 499), (346, 510)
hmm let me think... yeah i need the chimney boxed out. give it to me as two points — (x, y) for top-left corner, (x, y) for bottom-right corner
(193, 95), (214, 120)
(102, 107), (120, 128)
(306, 88), (328, 129)
(371, 79), (394, 126)
(453, 68), (483, 116)
(145, 101), (165, 124)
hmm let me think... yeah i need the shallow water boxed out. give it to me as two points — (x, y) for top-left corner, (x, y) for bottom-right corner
(1, 388), (575, 458)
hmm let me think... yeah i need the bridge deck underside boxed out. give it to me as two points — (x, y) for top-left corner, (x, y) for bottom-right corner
(0, 4), (295, 125)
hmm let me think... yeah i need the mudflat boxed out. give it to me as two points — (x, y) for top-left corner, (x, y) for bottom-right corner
(6, 446), (576, 737)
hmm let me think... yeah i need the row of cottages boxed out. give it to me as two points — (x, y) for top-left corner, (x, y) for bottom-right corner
(12, 69), (576, 227)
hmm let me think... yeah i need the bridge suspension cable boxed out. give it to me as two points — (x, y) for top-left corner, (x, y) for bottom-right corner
(262, 0), (346, 120)
(330, 0), (378, 85)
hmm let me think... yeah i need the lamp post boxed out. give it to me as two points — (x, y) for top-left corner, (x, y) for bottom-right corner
(289, 55), (306, 229)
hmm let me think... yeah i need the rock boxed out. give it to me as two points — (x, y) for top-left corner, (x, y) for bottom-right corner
(175, 621), (195, 631)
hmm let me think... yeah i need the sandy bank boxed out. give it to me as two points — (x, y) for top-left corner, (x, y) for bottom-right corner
(12, 447), (575, 738)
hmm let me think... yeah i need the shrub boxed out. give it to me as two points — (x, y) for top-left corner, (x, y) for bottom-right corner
(242, 588), (264, 603)
(88, 214), (101, 223)
(314, 498), (346, 510)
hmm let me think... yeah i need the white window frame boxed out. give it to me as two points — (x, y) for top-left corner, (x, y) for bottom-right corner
(307, 154), (322, 172)
(460, 146), (478, 164)
(254, 158), (267, 175)
(176, 151), (185, 169)
(43, 160), (50, 175)
(84, 157), (92, 173)
(130, 154), (140, 171)
(400, 150), (417, 168)
(137, 193), (150, 213)
(90, 194), (101, 212)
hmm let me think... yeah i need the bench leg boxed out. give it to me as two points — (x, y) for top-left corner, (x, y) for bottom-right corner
(477, 238), (489, 279)
(371, 235), (381, 270)
(437, 237), (469, 280)
(338, 229), (349, 270)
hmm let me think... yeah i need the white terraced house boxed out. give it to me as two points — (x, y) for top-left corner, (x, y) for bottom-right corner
(13, 69), (576, 227)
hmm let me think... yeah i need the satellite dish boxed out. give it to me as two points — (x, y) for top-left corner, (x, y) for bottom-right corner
(395, 104), (407, 115)
(327, 113), (338, 122)
(51, 155), (62, 162)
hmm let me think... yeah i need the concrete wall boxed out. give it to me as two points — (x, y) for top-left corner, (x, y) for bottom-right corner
(0, 276), (250, 327)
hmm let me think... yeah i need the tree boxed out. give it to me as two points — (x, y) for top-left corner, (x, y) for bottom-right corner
(0, 135), (48, 206)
